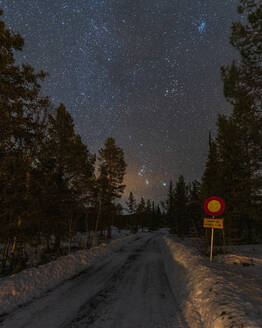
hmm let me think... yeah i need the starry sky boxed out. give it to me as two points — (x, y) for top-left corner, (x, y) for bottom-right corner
(0, 0), (241, 201)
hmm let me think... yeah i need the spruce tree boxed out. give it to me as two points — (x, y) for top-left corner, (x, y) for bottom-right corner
(220, 0), (262, 240)
(165, 180), (175, 230)
(146, 199), (153, 230)
(172, 175), (188, 237)
(136, 197), (146, 213)
(200, 133), (221, 200)
(188, 180), (202, 237)
(222, 0), (262, 112)
(136, 197), (146, 232)
(167, 180), (175, 216)
(126, 192), (137, 214)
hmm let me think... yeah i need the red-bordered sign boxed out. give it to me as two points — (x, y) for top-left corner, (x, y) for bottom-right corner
(204, 196), (225, 216)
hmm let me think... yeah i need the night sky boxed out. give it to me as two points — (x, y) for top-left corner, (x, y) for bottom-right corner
(1, 0), (241, 201)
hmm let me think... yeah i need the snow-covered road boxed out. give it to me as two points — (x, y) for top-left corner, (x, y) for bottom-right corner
(0, 234), (188, 328)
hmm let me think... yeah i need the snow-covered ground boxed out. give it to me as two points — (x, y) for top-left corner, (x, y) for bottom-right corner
(0, 232), (187, 328)
(0, 233), (138, 316)
(162, 235), (262, 328)
(0, 231), (261, 328)
(0, 227), (133, 271)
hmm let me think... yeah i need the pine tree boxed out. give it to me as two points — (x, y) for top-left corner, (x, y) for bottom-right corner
(39, 104), (95, 253)
(0, 9), (49, 270)
(96, 138), (127, 239)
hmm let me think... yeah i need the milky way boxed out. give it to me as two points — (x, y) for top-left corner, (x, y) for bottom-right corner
(0, 0), (241, 201)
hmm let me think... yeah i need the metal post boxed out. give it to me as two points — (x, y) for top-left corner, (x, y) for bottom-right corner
(210, 227), (214, 262)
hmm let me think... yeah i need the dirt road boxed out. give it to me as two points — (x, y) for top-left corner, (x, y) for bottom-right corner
(1, 234), (188, 328)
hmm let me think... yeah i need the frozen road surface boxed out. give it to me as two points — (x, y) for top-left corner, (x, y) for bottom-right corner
(0, 235), (188, 328)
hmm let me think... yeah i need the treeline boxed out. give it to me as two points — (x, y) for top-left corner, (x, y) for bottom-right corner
(123, 184), (200, 239)
(1, 0), (262, 272)
(165, 0), (262, 245)
(121, 192), (164, 232)
(163, 177), (201, 239)
(0, 10), (126, 273)
(202, 0), (262, 243)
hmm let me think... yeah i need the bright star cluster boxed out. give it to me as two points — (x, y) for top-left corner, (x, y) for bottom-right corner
(1, 0), (240, 200)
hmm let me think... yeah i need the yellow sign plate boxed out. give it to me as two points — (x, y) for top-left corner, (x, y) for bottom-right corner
(203, 218), (224, 229)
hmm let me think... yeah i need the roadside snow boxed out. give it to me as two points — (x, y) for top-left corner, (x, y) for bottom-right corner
(0, 234), (138, 316)
(1, 231), (261, 328)
(161, 235), (262, 328)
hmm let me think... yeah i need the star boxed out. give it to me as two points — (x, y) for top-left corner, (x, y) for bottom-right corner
(198, 21), (206, 33)
(2, 0), (238, 201)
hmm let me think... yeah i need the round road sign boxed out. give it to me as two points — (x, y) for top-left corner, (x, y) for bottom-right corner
(204, 196), (225, 216)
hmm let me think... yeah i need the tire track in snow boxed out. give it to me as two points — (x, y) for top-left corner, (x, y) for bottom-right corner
(66, 236), (188, 328)
(0, 235), (150, 328)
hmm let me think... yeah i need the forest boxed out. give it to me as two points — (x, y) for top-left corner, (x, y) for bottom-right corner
(0, 0), (262, 276)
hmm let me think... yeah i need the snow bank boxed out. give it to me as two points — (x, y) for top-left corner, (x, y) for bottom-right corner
(0, 234), (137, 316)
(161, 235), (262, 328)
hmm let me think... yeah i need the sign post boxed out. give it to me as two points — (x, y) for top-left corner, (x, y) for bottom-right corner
(203, 197), (225, 262)
(210, 225), (214, 262)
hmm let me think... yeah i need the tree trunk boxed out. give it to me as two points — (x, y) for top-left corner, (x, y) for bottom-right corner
(1, 239), (10, 272)
(45, 236), (50, 251)
(68, 216), (73, 254)
(85, 218), (89, 248)
(54, 235), (61, 255)
(106, 224), (112, 239)
(93, 195), (102, 247)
